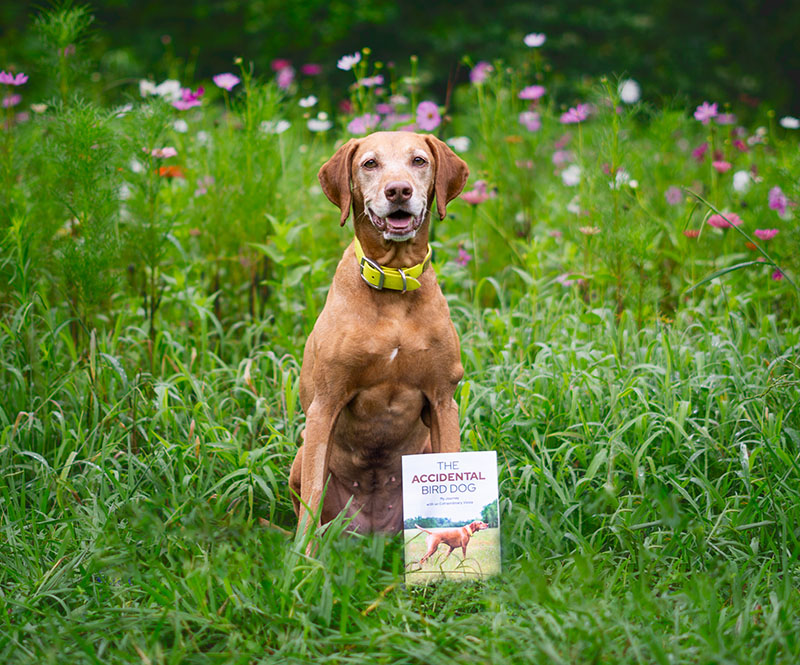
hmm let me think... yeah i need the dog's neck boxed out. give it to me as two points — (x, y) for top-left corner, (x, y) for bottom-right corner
(353, 206), (432, 270)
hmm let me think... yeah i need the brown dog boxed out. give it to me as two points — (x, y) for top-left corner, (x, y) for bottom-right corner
(416, 521), (489, 564)
(289, 131), (469, 533)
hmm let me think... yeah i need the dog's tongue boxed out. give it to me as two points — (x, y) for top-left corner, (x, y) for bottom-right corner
(387, 214), (413, 230)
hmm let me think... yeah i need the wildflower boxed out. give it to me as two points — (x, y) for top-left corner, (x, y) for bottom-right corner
(692, 142), (708, 162)
(139, 79), (182, 102)
(733, 139), (748, 152)
(518, 85), (546, 101)
(716, 113), (737, 125)
(609, 168), (632, 189)
(151, 147), (177, 158)
(552, 150), (573, 166)
(446, 136), (471, 153)
(2, 94), (21, 108)
(549, 229), (564, 238)
(299, 95), (318, 108)
(693, 101), (718, 124)
(772, 269), (784, 281)
(301, 63), (322, 76)
(347, 113), (380, 134)
(359, 75), (384, 87)
(561, 164), (581, 186)
(618, 79), (640, 104)
(276, 67), (294, 90)
(745, 241), (757, 250)
(470, 61), (493, 84)
(195, 175), (215, 196)
(578, 226), (601, 235)
(461, 189), (489, 205)
(554, 133), (571, 149)
(260, 119), (291, 134)
(779, 116), (799, 129)
(376, 103), (394, 115)
(754, 229), (779, 240)
(566, 196), (581, 214)
(271, 58), (291, 71)
(307, 114), (332, 132)
(556, 273), (586, 287)
(381, 112), (413, 130)
(683, 229), (701, 238)
(768, 186), (788, 216)
(712, 160), (731, 173)
(213, 73), (240, 91)
(416, 101), (441, 131)
(173, 86), (204, 110)
(456, 246), (472, 266)
(196, 130), (210, 145)
(30, 103), (47, 113)
(158, 165), (184, 178)
(0, 71), (28, 86)
(707, 212), (743, 228)
(518, 110), (541, 132)
(665, 186), (683, 205)
(173, 119), (188, 133)
(524, 33), (546, 47)
(560, 104), (590, 124)
(337, 52), (362, 71)
(732, 170), (751, 193)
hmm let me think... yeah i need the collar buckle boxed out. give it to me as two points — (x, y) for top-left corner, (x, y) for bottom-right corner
(359, 255), (385, 290)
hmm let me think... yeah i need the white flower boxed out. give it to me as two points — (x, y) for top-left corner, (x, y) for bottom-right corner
(561, 164), (581, 186)
(155, 79), (182, 102)
(566, 195), (581, 214)
(446, 136), (471, 153)
(260, 119), (291, 134)
(337, 52), (362, 71)
(114, 103), (133, 118)
(173, 119), (188, 133)
(629, 179), (639, 189)
(119, 183), (132, 200)
(524, 33), (546, 47)
(609, 169), (630, 190)
(299, 95), (318, 108)
(390, 94), (408, 106)
(732, 170), (751, 193)
(196, 130), (210, 145)
(151, 146), (177, 158)
(618, 79), (641, 104)
(779, 116), (799, 129)
(130, 158), (144, 173)
(307, 117), (332, 132)
(139, 80), (156, 97)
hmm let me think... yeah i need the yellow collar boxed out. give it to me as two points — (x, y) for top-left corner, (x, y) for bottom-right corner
(353, 236), (432, 293)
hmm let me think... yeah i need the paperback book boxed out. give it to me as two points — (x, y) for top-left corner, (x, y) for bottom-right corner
(401, 450), (500, 585)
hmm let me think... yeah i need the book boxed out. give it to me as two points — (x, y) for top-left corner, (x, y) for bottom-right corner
(401, 450), (500, 585)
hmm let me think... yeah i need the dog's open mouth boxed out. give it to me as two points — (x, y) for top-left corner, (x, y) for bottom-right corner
(367, 208), (422, 240)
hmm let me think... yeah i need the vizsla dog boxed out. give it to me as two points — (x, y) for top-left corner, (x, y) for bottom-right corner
(289, 131), (469, 533)
(416, 521), (489, 564)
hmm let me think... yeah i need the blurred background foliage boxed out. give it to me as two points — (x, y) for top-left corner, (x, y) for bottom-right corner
(2, 0), (799, 113)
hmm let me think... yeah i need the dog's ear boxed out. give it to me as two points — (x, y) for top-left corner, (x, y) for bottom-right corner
(318, 139), (360, 226)
(424, 135), (469, 221)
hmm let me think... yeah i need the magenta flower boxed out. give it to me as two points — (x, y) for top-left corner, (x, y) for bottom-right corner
(772, 269), (784, 281)
(552, 150), (573, 166)
(376, 103), (393, 114)
(347, 113), (380, 135)
(768, 186), (788, 216)
(712, 160), (731, 173)
(2, 94), (21, 108)
(707, 212), (743, 228)
(271, 58), (291, 72)
(665, 186), (683, 205)
(470, 61), (493, 84)
(456, 246), (472, 266)
(518, 85), (546, 100)
(754, 229), (779, 240)
(172, 86), (204, 110)
(213, 73), (240, 91)
(0, 71), (28, 86)
(518, 111), (541, 132)
(694, 101), (718, 124)
(416, 101), (441, 131)
(560, 104), (590, 124)
(301, 63), (322, 76)
(692, 142), (708, 162)
(277, 67), (295, 90)
(716, 113), (737, 125)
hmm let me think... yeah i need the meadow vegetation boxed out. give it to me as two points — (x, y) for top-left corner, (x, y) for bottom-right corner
(1, 5), (799, 663)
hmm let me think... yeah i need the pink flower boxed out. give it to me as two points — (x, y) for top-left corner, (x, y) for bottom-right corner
(456, 246), (472, 266)
(554, 133), (571, 149)
(665, 186), (683, 205)
(768, 186), (788, 216)
(213, 73), (240, 91)
(524, 33), (546, 47)
(375, 103), (393, 114)
(733, 139), (748, 152)
(337, 53), (361, 71)
(716, 113), (737, 125)
(381, 113), (413, 130)
(556, 273), (586, 287)
(470, 61), (493, 84)
(347, 113), (380, 135)
(772, 269), (784, 281)
(754, 229), (779, 240)
(301, 63), (322, 76)
(151, 147), (178, 158)
(416, 101), (441, 131)
(712, 160), (731, 173)
(461, 188), (489, 205)
(518, 110), (541, 132)
(271, 58), (291, 72)
(2, 94), (21, 108)
(578, 226), (601, 235)
(683, 229), (701, 238)
(359, 75), (384, 87)
(552, 150), (573, 166)
(707, 212), (743, 228)
(694, 101), (718, 124)
(277, 67), (295, 89)
(518, 85), (546, 100)
(172, 86), (204, 110)
(0, 71), (28, 86)
(560, 104), (590, 124)
(692, 142), (708, 162)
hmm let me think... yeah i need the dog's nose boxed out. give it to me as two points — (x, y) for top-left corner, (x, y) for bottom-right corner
(384, 181), (413, 202)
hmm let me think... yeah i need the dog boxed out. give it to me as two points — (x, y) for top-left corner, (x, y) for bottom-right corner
(416, 521), (489, 564)
(289, 131), (469, 533)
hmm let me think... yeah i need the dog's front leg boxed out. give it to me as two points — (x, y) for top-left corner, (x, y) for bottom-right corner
(297, 399), (340, 535)
(429, 395), (461, 453)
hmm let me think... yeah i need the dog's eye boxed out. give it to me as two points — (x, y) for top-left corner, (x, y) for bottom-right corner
(362, 159), (378, 169)
(412, 156), (427, 166)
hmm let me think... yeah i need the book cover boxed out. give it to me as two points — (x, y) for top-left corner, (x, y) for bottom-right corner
(401, 450), (500, 585)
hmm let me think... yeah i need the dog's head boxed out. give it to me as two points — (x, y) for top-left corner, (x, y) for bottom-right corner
(469, 521), (490, 533)
(318, 131), (469, 241)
